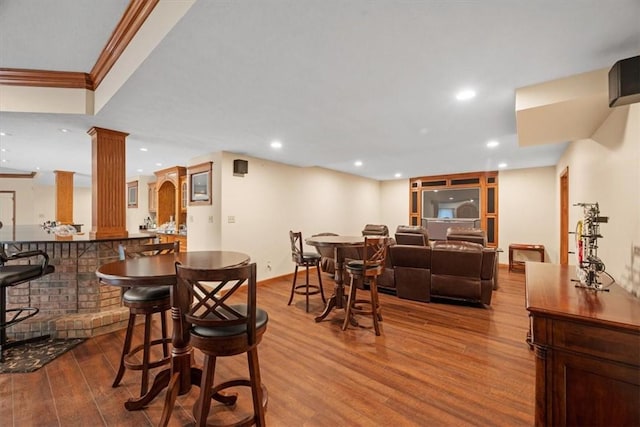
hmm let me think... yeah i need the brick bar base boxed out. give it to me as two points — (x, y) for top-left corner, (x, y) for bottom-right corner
(4, 237), (151, 340)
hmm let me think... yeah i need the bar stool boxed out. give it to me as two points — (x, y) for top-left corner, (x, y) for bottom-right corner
(0, 248), (55, 362)
(288, 231), (325, 312)
(343, 236), (388, 336)
(175, 262), (268, 426)
(111, 241), (179, 397)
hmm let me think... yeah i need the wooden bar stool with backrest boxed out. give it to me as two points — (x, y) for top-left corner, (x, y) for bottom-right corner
(111, 241), (179, 397)
(175, 262), (268, 427)
(343, 236), (388, 336)
(288, 231), (325, 312)
(0, 247), (55, 363)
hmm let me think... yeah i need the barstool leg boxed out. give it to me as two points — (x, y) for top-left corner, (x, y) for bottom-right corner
(160, 311), (169, 357)
(370, 277), (381, 336)
(248, 348), (266, 426)
(316, 262), (326, 303)
(342, 276), (357, 331)
(113, 313), (136, 388)
(305, 264), (310, 312)
(194, 354), (217, 427)
(141, 313), (153, 396)
(287, 265), (299, 306)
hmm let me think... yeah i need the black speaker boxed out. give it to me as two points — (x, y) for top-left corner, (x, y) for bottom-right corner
(233, 159), (248, 175)
(609, 55), (640, 107)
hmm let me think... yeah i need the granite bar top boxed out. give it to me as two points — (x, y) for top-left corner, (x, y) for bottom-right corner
(0, 225), (155, 243)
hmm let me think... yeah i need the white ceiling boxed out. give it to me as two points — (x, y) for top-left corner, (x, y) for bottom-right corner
(1, 0), (639, 187)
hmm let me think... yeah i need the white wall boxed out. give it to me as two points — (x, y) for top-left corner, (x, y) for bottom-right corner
(556, 103), (640, 295)
(499, 167), (557, 263)
(380, 179), (410, 235)
(125, 175), (154, 232)
(0, 178), (91, 227)
(185, 152), (382, 280)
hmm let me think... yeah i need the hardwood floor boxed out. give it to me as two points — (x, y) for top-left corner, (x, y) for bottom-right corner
(0, 267), (535, 426)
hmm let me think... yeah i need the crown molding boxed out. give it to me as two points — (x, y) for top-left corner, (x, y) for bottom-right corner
(0, 68), (92, 89)
(90, 0), (159, 89)
(0, 0), (158, 91)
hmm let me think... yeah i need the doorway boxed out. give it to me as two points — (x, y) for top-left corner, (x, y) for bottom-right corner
(560, 167), (569, 265)
(0, 191), (16, 229)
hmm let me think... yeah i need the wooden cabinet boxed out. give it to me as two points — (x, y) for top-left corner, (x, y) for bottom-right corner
(154, 166), (186, 228)
(526, 263), (640, 427)
(148, 182), (157, 213)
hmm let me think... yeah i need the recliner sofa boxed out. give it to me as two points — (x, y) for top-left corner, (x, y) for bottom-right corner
(389, 240), (496, 305)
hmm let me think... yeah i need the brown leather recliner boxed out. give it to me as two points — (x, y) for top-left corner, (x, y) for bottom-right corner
(395, 225), (429, 246)
(446, 227), (499, 290)
(430, 240), (496, 305)
(446, 227), (487, 246)
(389, 244), (431, 302)
(362, 224), (389, 236)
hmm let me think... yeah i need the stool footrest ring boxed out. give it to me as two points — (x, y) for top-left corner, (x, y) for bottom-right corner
(123, 337), (172, 370)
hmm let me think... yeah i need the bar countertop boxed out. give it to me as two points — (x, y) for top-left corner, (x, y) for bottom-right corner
(0, 225), (155, 243)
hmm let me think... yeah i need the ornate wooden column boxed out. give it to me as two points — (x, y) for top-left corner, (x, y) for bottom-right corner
(54, 170), (74, 224)
(88, 127), (128, 239)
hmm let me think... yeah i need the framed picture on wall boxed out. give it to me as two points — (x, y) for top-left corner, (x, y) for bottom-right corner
(127, 181), (138, 208)
(188, 162), (212, 205)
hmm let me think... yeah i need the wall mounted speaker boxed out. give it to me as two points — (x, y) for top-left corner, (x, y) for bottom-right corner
(233, 159), (248, 175)
(609, 55), (640, 107)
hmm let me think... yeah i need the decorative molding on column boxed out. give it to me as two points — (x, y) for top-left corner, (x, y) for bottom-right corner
(54, 170), (75, 224)
(88, 127), (129, 239)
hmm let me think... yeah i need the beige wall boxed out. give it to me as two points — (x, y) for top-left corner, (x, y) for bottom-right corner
(556, 104), (640, 295)
(499, 167), (557, 263)
(185, 152), (382, 279)
(0, 178), (91, 227)
(125, 175), (154, 233)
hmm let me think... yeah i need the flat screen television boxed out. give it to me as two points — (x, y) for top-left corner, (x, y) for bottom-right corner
(437, 208), (454, 219)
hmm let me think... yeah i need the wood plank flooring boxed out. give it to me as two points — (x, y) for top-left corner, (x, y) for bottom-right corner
(0, 267), (535, 426)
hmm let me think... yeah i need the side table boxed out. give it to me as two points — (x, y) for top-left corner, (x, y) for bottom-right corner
(509, 243), (544, 272)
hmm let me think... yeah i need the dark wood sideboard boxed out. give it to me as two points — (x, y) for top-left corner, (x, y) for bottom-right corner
(525, 263), (640, 427)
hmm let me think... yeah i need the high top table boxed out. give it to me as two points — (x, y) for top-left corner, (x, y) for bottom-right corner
(305, 235), (364, 322)
(96, 250), (250, 424)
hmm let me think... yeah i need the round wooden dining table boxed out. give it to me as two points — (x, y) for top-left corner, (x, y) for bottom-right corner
(305, 235), (364, 322)
(96, 250), (250, 423)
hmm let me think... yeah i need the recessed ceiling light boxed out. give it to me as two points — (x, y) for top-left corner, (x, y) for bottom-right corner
(137, 168), (143, 173)
(0, 131), (9, 136)
(354, 160), (363, 167)
(36, 167), (40, 170)
(270, 140), (282, 149)
(1, 159), (6, 163)
(1, 148), (6, 152)
(394, 173), (402, 178)
(155, 162), (163, 167)
(59, 128), (70, 133)
(486, 140), (499, 148)
(498, 162), (507, 168)
(140, 148), (148, 152)
(449, 197), (454, 200)
(455, 89), (476, 101)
